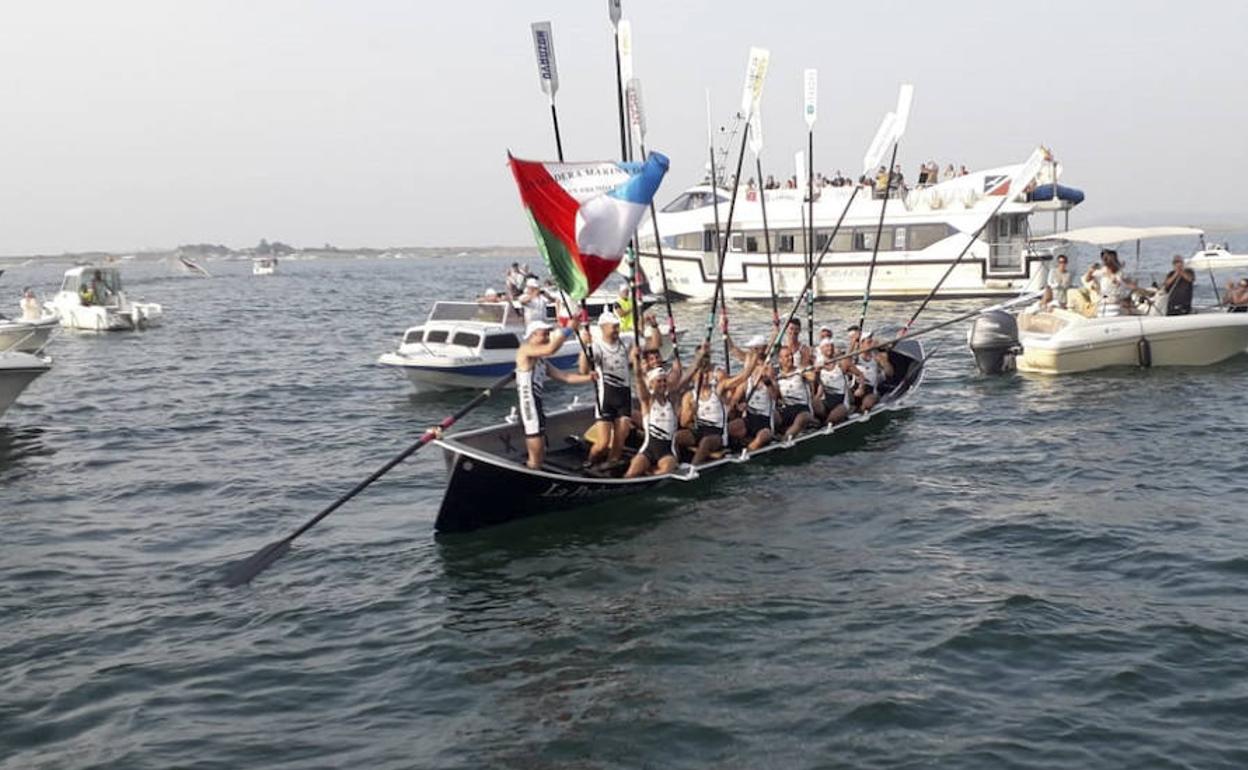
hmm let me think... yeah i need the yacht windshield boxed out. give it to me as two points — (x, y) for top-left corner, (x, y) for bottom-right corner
(428, 302), (508, 324)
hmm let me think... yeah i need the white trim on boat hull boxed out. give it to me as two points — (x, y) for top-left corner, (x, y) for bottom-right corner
(0, 318), (57, 353)
(0, 353), (51, 417)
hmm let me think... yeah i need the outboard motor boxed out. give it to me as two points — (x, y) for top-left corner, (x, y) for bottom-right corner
(968, 310), (1020, 375)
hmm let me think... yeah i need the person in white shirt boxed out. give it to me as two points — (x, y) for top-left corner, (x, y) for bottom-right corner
(515, 319), (594, 470)
(1083, 250), (1137, 317)
(518, 278), (550, 325)
(20, 288), (42, 321)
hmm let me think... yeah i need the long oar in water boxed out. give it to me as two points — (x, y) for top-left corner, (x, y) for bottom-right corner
(223, 371), (516, 587)
(900, 146), (1049, 334)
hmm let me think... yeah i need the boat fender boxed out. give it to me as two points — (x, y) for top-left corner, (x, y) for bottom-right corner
(1137, 337), (1152, 368)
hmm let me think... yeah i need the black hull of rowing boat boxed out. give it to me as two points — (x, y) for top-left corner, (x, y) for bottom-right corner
(432, 339), (926, 534)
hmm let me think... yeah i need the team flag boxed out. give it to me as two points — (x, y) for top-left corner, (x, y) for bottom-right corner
(508, 152), (669, 300)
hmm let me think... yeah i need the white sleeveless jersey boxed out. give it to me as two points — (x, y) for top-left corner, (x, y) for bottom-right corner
(696, 389), (727, 428)
(858, 357), (880, 387)
(818, 365), (847, 394)
(746, 373), (774, 416)
(592, 338), (631, 388)
(515, 361), (548, 435)
(777, 370), (810, 407)
(640, 397), (677, 454)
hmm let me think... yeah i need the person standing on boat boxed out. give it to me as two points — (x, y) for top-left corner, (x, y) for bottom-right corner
(579, 310), (635, 468)
(516, 319), (595, 471)
(1084, 250), (1137, 316)
(1162, 255), (1196, 315)
(775, 346), (816, 440)
(518, 278), (550, 325)
(505, 262), (526, 299)
(1042, 254), (1073, 310)
(625, 347), (695, 478)
(20, 288), (41, 321)
(615, 284), (635, 333)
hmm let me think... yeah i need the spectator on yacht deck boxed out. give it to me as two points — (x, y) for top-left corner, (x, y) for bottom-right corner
(1162, 255), (1196, 315)
(1225, 278), (1248, 312)
(958, 165), (970, 176)
(943, 164), (957, 182)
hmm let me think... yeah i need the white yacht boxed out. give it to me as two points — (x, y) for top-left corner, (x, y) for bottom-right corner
(637, 161), (1083, 302)
(253, 257), (278, 276)
(1188, 243), (1248, 272)
(379, 301), (581, 392)
(0, 352), (51, 418)
(46, 266), (163, 331)
(969, 226), (1248, 375)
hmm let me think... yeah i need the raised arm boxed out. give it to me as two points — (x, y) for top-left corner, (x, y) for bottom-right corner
(546, 360), (595, 385)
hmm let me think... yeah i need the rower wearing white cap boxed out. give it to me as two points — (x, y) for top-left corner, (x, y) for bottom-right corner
(625, 346), (696, 478)
(814, 338), (854, 425)
(676, 344), (745, 465)
(813, 325), (834, 366)
(579, 309), (635, 467)
(775, 345), (816, 439)
(854, 330), (892, 413)
(516, 318), (594, 470)
(731, 335), (778, 451)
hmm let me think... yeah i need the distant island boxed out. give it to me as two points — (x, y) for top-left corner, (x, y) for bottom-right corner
(0, 240), (539, 267)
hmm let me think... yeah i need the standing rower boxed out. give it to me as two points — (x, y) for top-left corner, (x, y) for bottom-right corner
(579, 310), (634, 467)
(516, 320), (594, 470)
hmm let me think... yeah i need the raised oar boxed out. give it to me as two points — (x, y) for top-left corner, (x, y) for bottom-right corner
(901, 147), (1048, 333)
(530, 21), (602, 412)
(803, 68), (817, 349)
(857, 84), (914, 332)
(609, 3), (629, 161)
(223, 370), (516, 587)
(630, 77), (679, 348)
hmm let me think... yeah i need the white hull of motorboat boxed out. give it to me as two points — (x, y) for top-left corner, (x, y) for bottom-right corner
(379, 345), (583, 392)
(253, 258), (278, 276)
(1188, 247), (1248, 271)
(0, 316), (57, 353)
(0, 352), (51, 417)
(1017, 309), (1248, 374)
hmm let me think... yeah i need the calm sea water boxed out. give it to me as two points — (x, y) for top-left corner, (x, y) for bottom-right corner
(3, 243), (1248, 769)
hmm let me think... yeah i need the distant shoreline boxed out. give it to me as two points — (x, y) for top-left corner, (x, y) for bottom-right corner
(0, 245), (540, 267)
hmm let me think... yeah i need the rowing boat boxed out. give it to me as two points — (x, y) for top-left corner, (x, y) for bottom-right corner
(431, 338), (925, 533)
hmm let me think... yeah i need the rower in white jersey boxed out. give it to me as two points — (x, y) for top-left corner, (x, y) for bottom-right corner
(813, 338), (854, 426)
(813, 325), (834, 366)
(515, 319), (594, 470)
(731, 335), (779, 452)
(579, 310), (634, 467)
(853, 330), (894, 413)
(676, 346), (749, 465)
(775, 345), (817, 439)
(625, 345), (696, 478)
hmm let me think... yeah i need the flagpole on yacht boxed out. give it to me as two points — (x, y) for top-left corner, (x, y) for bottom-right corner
(857, 84), (914, 333)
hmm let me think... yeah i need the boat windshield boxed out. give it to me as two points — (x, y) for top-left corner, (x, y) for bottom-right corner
(428, 302), (508, 324)
(64, 268), (123, 297)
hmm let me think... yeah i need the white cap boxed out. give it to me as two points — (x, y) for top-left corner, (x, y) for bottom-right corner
(525, 277), (540, 289)
(819, 338), (834, 348)
(525, 320), (554, 337)
(745, 334), (768, 348)
(818, 325), (832, 334)
(598, 310), (621, 326)
(618, 285), (629, 296)
(861, 328), (875, 338)
(484, 288), (498, 297)
(645, 367), (667, 386)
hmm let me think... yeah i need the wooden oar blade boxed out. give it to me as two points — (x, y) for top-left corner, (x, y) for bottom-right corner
(223, 539), (292, 587)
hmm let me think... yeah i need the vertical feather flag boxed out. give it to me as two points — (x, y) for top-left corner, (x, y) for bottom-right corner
(508, 151), (668, 300)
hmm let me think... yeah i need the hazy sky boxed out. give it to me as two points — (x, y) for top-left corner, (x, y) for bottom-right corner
(2, 0), (1245, 255)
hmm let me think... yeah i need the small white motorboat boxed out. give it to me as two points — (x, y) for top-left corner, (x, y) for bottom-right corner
(1188, 244), (1248, 272)
(0, 316), (57, 353)
(379, 301), (581, 392)
(253, 257), (278, 276)
(0, 351), (51, 418)
(177, 254), (212, 277)
(45, 266), (163, 331)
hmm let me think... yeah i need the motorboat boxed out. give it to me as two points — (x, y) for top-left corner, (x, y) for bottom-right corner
(46, 266), (163, 331)
(0, 351), (51, 418)
(1188, 243), (1248, 272)
(253, 257), (278, 276)
(378, 301), (581, 392)
(0, 316), (57, 353)
(430, 338), (926, 533)
(635, 151), (1081, 302)
(177, 254), (212, 277)
(968, 226), (1248, 375)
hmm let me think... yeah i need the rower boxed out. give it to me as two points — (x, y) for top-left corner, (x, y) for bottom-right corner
(813, 339), (851, 426)
(625, 349), (693, 478)
(516, 319), (594, 470)
(813, 325), (834, 365)
(733, 335), (778, 451)
(676, 348), (748, 465)
(855, 331), (893, 412)
(781, 318), (812, 366)
(845, 324), (862, 354)
(775, 346), (816, 440)
(579, 310), (633, 467)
